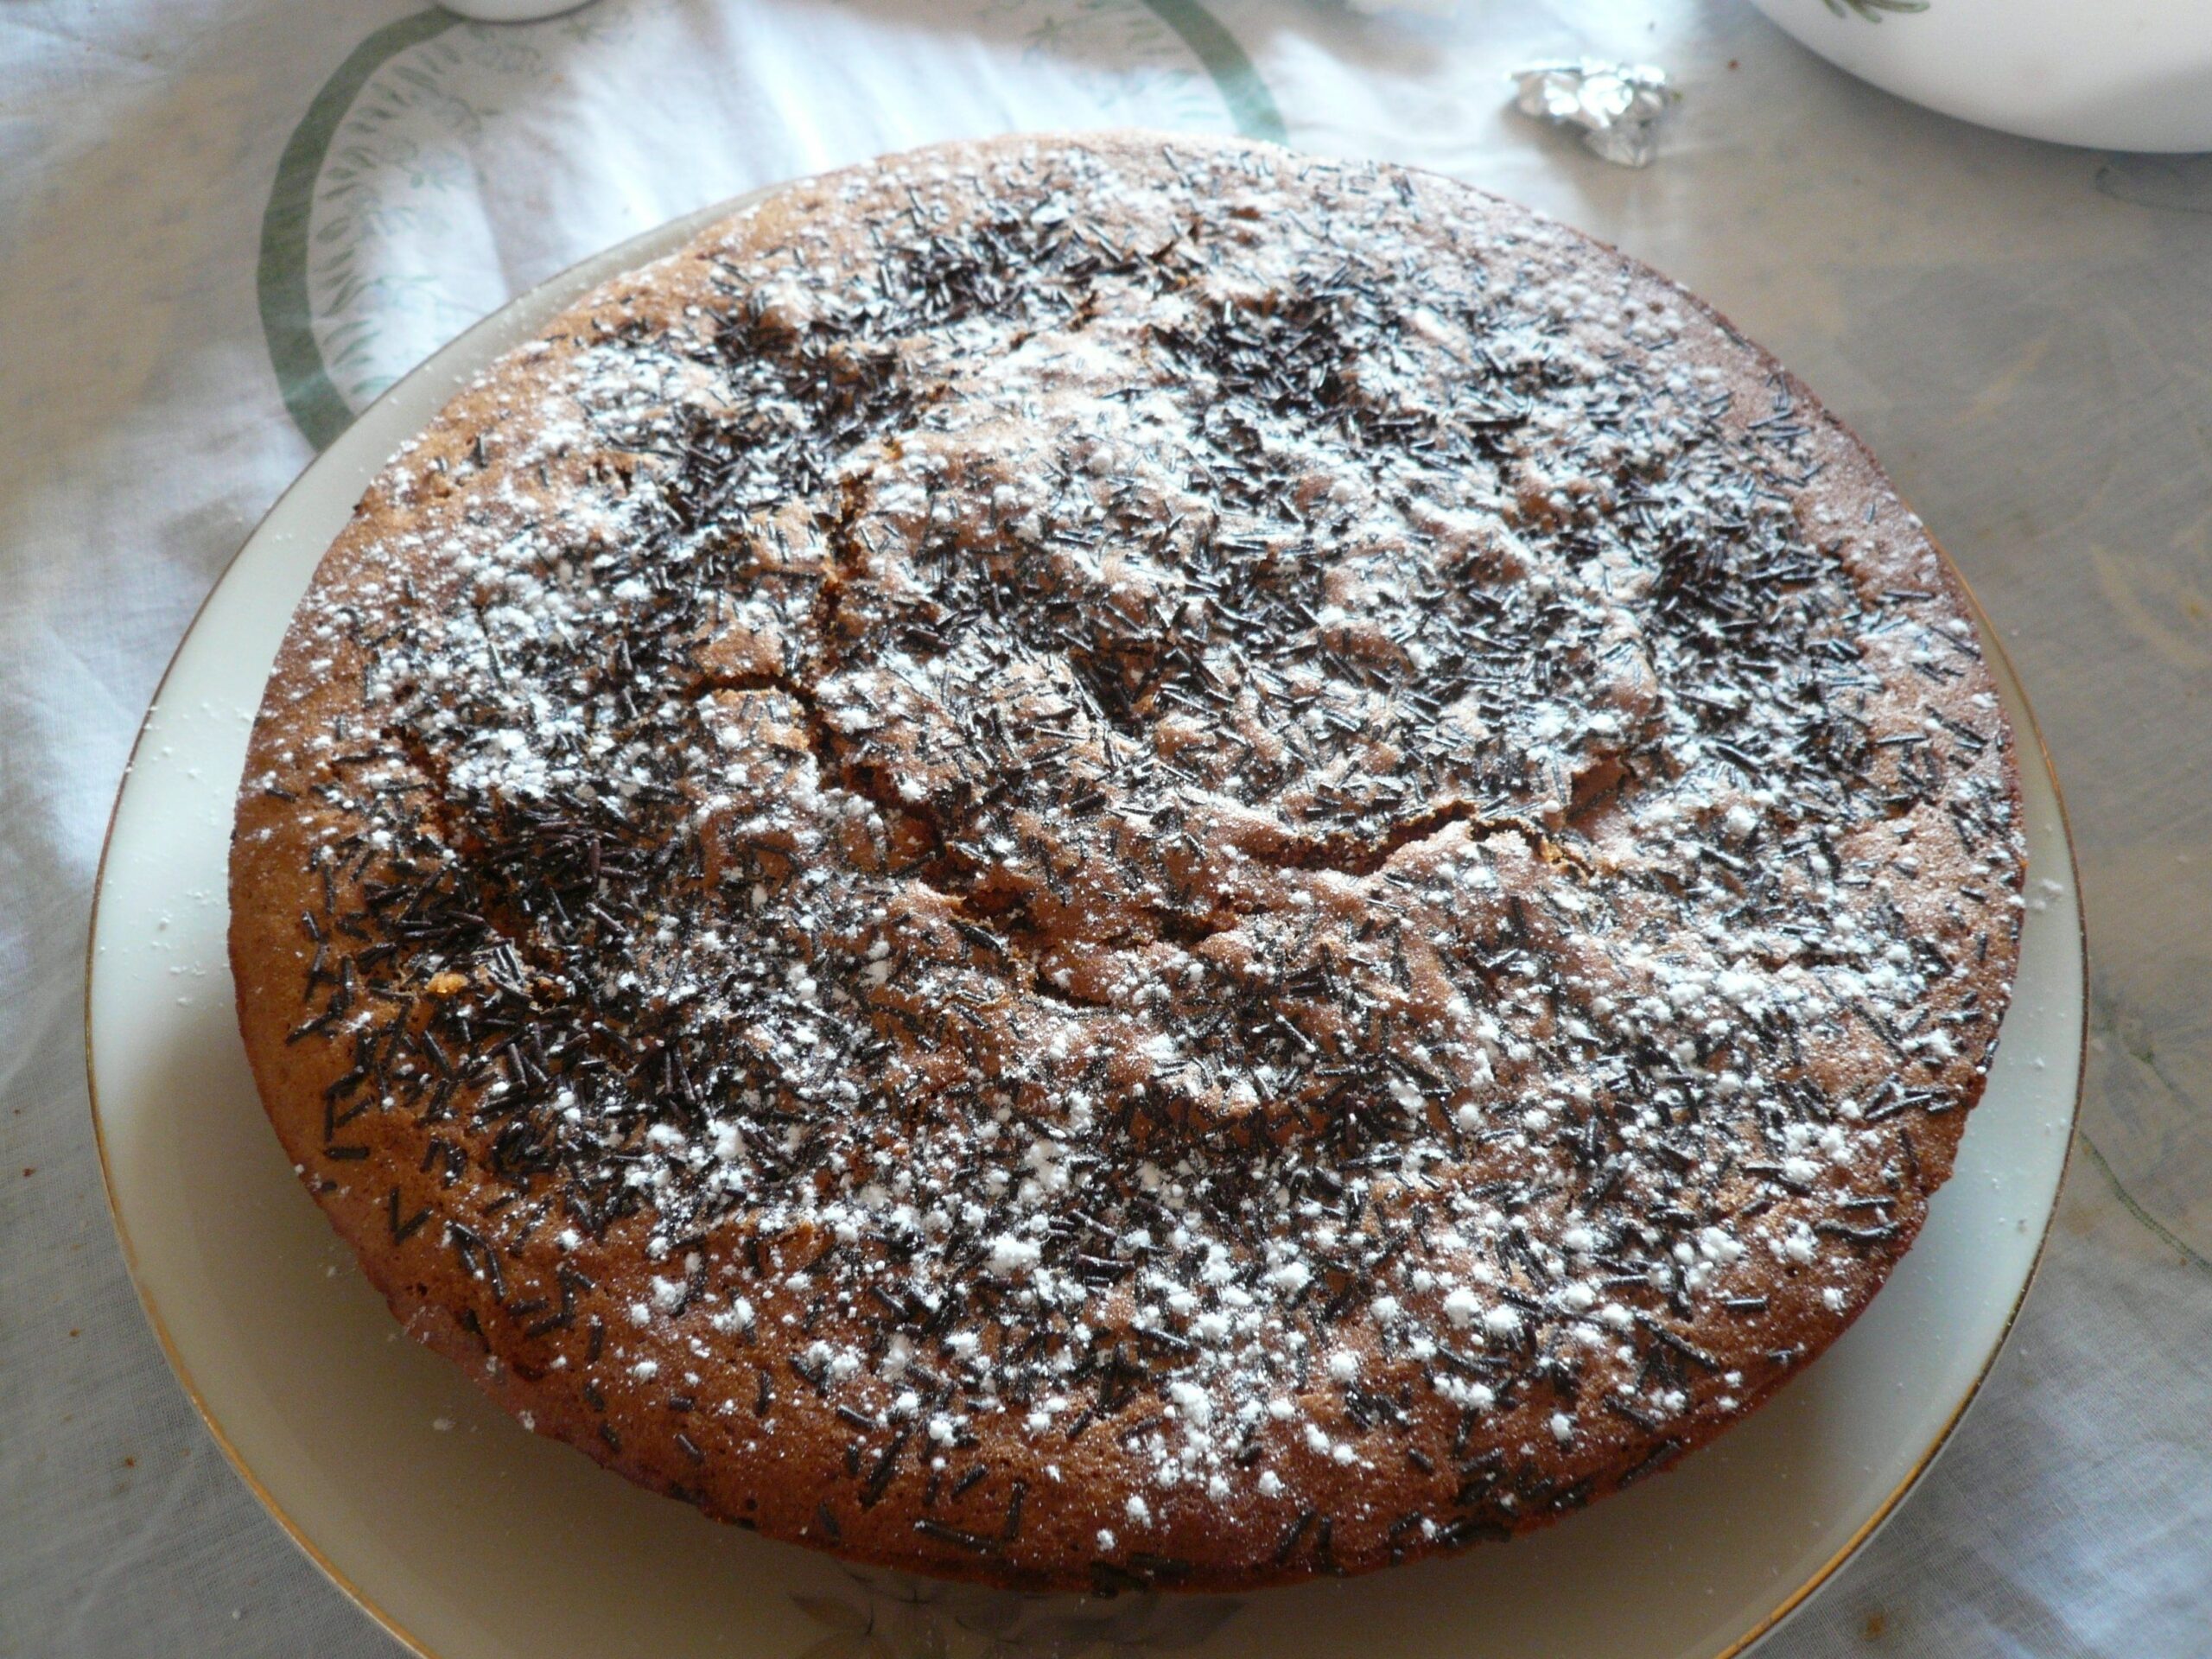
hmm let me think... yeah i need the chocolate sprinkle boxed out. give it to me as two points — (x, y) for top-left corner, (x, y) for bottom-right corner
(234, 134), (2025, 1591)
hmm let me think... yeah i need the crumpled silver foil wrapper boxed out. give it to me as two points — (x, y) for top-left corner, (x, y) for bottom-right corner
(1511, 60), (1675, 168)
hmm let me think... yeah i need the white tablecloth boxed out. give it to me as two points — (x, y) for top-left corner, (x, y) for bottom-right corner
(5, 1), (2209, 1651)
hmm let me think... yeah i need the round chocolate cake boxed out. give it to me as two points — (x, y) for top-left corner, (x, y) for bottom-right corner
(231, 133), (2025, 1592)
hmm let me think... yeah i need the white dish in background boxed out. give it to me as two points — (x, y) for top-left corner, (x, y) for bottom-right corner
(88, 187), (2085, 1659)
(1750, 0), (2212, 152)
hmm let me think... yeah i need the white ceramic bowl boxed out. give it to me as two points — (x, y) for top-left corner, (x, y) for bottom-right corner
(1751, 0), (2212, 152)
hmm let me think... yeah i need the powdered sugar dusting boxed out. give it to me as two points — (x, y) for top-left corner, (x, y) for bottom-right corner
(250, 137), (2024, 1586)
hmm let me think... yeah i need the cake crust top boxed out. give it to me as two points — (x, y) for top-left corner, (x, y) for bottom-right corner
(231, 132), (2024, 1592)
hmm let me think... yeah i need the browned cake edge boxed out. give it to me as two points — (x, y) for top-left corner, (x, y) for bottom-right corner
(228, 130), (2024, 1593)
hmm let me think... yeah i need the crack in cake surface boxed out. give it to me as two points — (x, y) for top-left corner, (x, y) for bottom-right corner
(232, 135), (2026, 1590)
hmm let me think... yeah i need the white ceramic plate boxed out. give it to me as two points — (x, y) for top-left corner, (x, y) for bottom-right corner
(89, 188), (2085, 1659)
(1750, 0), (2212, 153)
